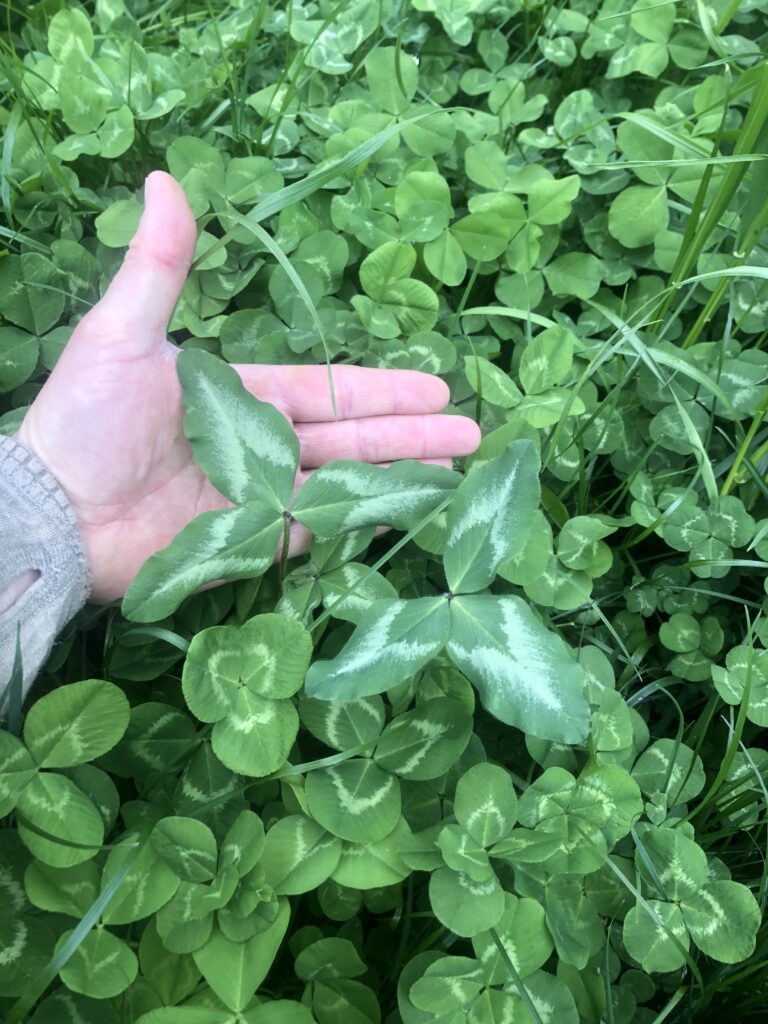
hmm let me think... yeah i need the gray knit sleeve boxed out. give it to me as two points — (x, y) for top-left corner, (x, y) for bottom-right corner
(0, 435), (91, 701)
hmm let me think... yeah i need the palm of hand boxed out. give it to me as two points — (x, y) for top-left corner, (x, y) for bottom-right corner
(20, 338), (213, 601)
(18, 173), (480, 602)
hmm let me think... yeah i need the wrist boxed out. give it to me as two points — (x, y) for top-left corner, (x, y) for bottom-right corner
(2, 432), (92, 605)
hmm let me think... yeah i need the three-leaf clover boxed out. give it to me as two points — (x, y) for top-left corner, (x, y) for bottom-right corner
(123, 349), (459, 621)
(306, 440), (590, 743)
(182, 613), (311, 777)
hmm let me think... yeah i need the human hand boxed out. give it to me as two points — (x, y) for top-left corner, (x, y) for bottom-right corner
(17, 172), (481, 603)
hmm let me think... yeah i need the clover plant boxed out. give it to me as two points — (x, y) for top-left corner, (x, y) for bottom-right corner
(2, 1), (768, 1022)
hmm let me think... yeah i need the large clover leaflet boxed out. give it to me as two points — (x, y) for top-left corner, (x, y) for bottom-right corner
(123, 350), (588, 745)
(122, 349), (459, 621)
(305, 441), (590, 744)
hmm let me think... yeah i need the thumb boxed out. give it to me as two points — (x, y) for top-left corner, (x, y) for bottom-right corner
(78, 171), (198, 353)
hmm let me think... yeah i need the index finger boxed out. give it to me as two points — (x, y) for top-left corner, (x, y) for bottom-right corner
(235, 363), (451, 422)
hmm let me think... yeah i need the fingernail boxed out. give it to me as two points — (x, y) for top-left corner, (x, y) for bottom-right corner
(144, 172), (160, 207)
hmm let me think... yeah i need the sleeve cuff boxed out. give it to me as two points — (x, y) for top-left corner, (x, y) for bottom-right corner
(0, 434), (91, 698)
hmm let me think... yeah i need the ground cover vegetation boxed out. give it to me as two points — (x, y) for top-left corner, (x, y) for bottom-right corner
(1, 0), (768, 1020)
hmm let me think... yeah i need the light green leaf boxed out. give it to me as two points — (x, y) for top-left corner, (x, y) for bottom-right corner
(332, 817), (411, 889)
(359, 242), (416, 299)
(122, 505), (282, 622)
(519, 325), (575, 395)
(522, 553), (592, 610)
(452, 198), (525, 261)
(0, 732), (36, 816)
(53, 132), (100, 162)
(516, 390), (586, 429)
(219, 810), (265, 878)
(183, 615), (312, 721)
(465, 140), (508, 190)
(0, 254), (64, 335)
(167, 136), (225, 195)
(464, 356), (523, 409)
(631, 0), (676, 43)
(94, 199), (143, 247)
(17, 774), (103, 867)
(712, 647), (768, 726)
(395, 172), (452, 218)
(304, 597), (451, 701)
(151, 817), (218, 882)
(423, 231), (468, 286)
(409, 955), (484, 1013)
(193, 903), (290, 1012)
(543, 252), (603, 299)
(318, 563), (398, 623)
(23, 679), (129, 768)
(400, 199), (449, 243)
(681, 880), (761, 963)
(402, 107), (456, 156)
(528, 175), (580, 225)
(623, 900), (689, 973)
(102, 836), (180, 925)
(48, 8), (94, 59)
(305, 758), (401, 843)
(137, 88), (186, 121)
(447, 595), (589, 743)
(659, 612), (701, 654)
(467, 988), (523, 1023)
(295, 936), (366, 981)
(177, 349), (299, 509)
(0, 327), (39, 393)
(632, 739), (705, 806)
(311, 978), (380, 1024)
(539, 35), (577, 66)
(544, 875), (604, 969)
(261, 814), (342, 894)
(437, 824), (491, 881)
(374, 697), (473, 780)
(472, 893), (552, 982)
(557, 516), (615, 574)
(24, 860), (99, 918)
(299, 695), (386, 751)
(444, 441), (541, 594)
(454, 763), (518, 846)
(293, 460), (458, 539)
(429, 866), (505, 938)
(635, 827), (707, 903)
(579, 765), (643, 847)
(135, 1008), (230, 1023)
(57, 927), (138, 999)
(212, 691), (298, 777)
(378, 278), (440, 335)
(357, 242), (440, 334)
(59, 68), (108, 133)
(365, 47), (418, 114)
(97, 104), (135, 158)
(608, 185), (669, 248)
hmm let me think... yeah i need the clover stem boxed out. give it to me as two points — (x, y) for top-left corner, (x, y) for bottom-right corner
(279, 512), (291, 590)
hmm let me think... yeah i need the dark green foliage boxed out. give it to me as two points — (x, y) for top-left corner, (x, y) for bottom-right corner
(2, 1), (768, 1022)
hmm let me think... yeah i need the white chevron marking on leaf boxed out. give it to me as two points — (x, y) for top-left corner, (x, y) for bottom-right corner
(325, 767), (396, 815)
(448, 461), (520, 563)
(329, 603), (434, 677)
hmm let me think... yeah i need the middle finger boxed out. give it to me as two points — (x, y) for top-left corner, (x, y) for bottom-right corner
(295, 414), (481, 469)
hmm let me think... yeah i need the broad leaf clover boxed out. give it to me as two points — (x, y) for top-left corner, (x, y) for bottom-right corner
(305, 440), (590, 744)
(181, 613), (312, 777)
(623, 826), (761, 971)
(660, 494), (755, 579)
(122, 349), (461, 621)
